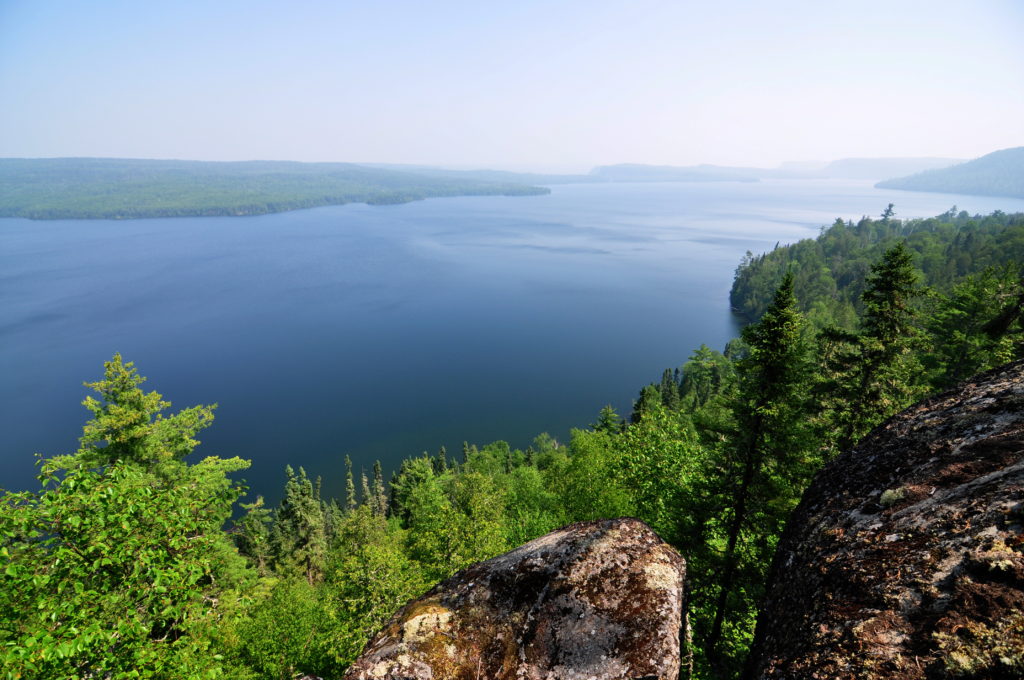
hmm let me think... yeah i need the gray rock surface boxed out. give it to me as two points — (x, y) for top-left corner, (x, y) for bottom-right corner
(746, 360), (1024, 679)
(344, 517), (686, 680)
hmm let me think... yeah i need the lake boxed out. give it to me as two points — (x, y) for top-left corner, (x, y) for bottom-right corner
(4, 179), (1024, 504)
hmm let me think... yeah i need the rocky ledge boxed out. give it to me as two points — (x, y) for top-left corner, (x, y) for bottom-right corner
(747, 360), (1024, 679)
(344, 517), (686, 680)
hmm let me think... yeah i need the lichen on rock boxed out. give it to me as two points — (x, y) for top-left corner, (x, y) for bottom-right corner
(344, 517), (686, 680)
(746, 359), (1024, 680)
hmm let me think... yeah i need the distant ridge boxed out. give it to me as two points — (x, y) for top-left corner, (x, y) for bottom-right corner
(819, 156), (961, 180)
(586, 157), (963, 183)
(876, 146), (1024, 199)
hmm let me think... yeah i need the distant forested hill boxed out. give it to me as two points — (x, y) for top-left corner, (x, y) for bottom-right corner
(730, 207), (1024, 326)
(819, 156), (961, 180)
(585, 157), (962, 182)
(0, 158), (550, 220)
(876, 147), (1024, 199)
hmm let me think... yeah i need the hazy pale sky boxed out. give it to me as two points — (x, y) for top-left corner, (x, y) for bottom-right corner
(1, 0), (1022, 171)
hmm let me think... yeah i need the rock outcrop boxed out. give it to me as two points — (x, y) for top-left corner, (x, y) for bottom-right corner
(747, 360), (1024, 679)
(344, 517), (686, 680)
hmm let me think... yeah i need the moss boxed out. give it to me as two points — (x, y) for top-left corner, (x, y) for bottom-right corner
(879, 487), (906, 508)
(933, 611), (1024, 677)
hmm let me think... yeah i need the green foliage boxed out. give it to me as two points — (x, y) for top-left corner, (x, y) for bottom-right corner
(58, 353), (216, 473)
(227, 578), (340, 680)
(326, 508), (428, 665)
(731, 209), (1024, 328)
(549, 428), (635, 523)
(680, 344), (737, 412)
(389, 455), (437, 523)
(700, 273), (817, 676)
(0, 357), (249, 679)
(234, 496), (272, 575)
(592, 404), (623, 434)
(344, 455), (357, 513)
(816, 243), (927, 453)
(924, 265), (1023, 387)
(270, 466), (327, 585)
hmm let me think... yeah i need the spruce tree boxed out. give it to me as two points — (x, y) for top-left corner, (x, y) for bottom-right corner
(659, 368), (682, 410)
(361, 469), (372, 508)
(822, 241), (925, 452)
(271, 466), (327, 585)
(372, 460), (388, 517)
(703, 272), (814, 674)
(592, 405), (622, 434)
(235, 496), (272, 575)
(630, 384), (662, 423)
(344, 455), (357, 513)
(434, 446), (449, 474)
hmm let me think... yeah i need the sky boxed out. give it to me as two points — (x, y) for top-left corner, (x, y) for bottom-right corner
(1, 0), (1022, 172)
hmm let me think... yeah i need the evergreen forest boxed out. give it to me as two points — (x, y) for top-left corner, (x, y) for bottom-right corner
(3, 207), (1023, 679)
(0, 158), (549, 220)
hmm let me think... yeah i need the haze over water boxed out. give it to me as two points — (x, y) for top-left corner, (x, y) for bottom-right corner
(4, 179), (1024, 503)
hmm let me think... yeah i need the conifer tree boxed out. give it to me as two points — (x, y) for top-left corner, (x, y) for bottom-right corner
(630, 384), (662, 423)
(371, 460), (388, 517)
(236, 496), (272, 575)
(361, 469), (372, 508)
(271, 466), (327, 584)
(0, 356), (251, 678)
(703, 272), (814, 674)
(659, 368), (682, 410)
(344, 455), (357, 513)
(592, 405), (622, 434)
(67, 353), (216, 471)
(821, 242), (925, 452)
(323, 498), (343, 544)
(434, 446), (449, 474)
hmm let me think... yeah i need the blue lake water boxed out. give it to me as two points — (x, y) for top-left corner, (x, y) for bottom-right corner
(4, 179), (1024, 504)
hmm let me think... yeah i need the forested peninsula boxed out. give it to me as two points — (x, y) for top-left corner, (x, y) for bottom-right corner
(2, 208), (1023, 679)
(0, 158), (550, 220)
(876, 146), (1024, 199)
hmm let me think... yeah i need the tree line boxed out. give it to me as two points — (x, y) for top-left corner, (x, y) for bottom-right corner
(2, 208), (1021, 679)
(0, 158), (549, 220)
